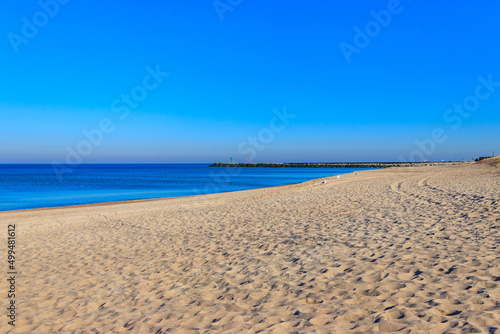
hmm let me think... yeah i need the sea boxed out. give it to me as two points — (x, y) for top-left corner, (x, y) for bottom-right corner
(0, 164), (371, 211)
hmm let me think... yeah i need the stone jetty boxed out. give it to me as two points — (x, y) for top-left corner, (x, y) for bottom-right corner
(209, 161), (471, 168)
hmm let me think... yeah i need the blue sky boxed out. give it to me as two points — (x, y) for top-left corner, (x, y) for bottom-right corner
(0, 0), (499, 163)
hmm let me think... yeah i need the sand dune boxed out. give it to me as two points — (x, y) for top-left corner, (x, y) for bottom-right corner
(1, 163), (499, 333)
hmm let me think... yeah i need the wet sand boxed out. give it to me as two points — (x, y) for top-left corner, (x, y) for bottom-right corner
(1, 161), (499, 333)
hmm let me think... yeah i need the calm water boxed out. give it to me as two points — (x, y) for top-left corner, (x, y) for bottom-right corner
(0, 164), (372, 211)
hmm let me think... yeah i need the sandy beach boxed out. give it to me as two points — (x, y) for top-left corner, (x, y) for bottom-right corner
(1, 161), (499, 333)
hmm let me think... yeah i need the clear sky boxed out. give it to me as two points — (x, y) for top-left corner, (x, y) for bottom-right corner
(0, 0), (499, 163)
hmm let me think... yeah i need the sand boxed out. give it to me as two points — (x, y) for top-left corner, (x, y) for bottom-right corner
(1, 162), (499, 333)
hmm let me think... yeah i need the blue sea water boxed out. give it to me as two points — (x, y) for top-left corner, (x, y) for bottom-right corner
(0, 164), (371, 211)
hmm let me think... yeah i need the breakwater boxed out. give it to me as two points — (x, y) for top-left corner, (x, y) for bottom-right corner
(210, 162), (470, 168)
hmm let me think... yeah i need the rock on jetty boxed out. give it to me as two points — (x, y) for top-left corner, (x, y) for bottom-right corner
(209, 162), (471, 168)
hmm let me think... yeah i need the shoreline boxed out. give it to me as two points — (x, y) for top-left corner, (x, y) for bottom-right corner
(0, 168), (368, 214)
(0, 178), (316, 214)
(0, 162), (477, 214)
(0, 162), (477, 213)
